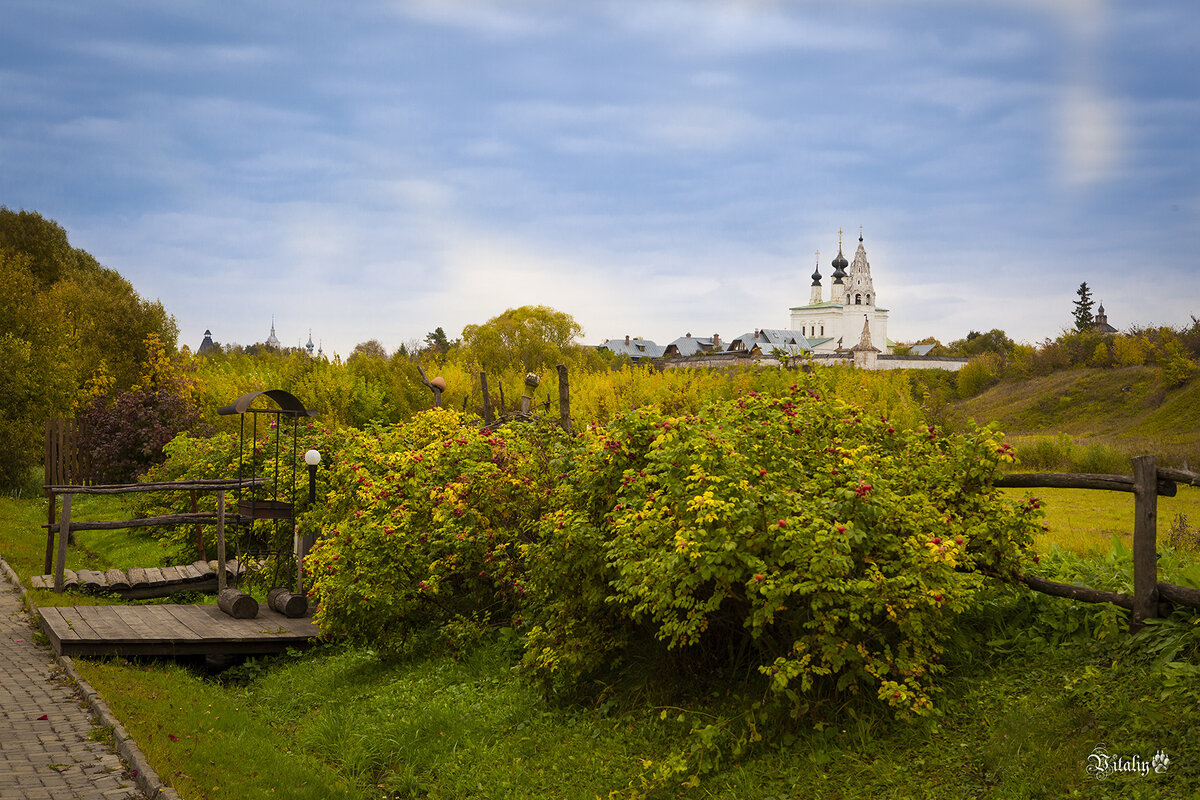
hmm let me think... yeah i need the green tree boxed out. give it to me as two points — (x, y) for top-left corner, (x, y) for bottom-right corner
(424, 327), (450, 354)
(1073, 282), (1095, 331)
(947, 329), (1015, 358)
(459, 305), (589, 375)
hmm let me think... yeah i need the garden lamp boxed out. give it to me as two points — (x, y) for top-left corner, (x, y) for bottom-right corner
(304, 449), (321, 505)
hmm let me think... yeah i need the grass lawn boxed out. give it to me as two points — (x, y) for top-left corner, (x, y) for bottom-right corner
(5, 489), (1200, 799)
(1004, 484), (1200, 556)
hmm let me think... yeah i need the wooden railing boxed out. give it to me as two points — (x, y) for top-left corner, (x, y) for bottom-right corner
(995, 456), (1200, 631)
(43, 478), (265, 594)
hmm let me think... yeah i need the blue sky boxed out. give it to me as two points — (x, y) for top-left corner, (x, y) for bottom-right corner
(2, 0), (1197, 357)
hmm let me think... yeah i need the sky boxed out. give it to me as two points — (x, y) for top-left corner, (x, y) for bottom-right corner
(2, 0), (1197, 358)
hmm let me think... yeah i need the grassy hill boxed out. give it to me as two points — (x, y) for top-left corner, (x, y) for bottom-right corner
(948, 366), (1200, 470)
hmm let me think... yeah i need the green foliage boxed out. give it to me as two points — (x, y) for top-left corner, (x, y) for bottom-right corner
(524, 382), (1038, 723)
(1073, 281), (1095, 331)
(303, 409), (560, 657)
(956, 352), (1002, 397)
(0, 208), (179, 489)
(459, 305), (602, 376)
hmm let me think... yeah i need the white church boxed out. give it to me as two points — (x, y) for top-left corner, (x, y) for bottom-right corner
(789, 230), (890, 354)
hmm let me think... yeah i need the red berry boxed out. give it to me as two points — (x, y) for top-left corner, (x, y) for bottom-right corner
(754, 574), (764, 582)
(778, 519), (787, 528)
(955, 537), (963, 544)
(931, 537), (942, 545)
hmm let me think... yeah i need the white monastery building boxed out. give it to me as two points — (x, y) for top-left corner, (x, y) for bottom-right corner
(789, 230), (890, 354)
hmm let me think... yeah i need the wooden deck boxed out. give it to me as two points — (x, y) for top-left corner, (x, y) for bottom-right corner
(39, 603), (323, 658)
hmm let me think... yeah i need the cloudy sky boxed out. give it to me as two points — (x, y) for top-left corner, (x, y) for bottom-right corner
(2, 0), (1196, 357)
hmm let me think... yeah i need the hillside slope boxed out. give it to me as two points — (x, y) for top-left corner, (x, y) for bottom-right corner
(948, 366), (1200, 466)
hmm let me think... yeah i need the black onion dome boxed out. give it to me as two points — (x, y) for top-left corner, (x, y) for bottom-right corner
(832, 247), (848, 272)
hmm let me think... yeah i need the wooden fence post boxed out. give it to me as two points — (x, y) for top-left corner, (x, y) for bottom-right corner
(556, 364), (573, 434)
(190, 489), (207, 561)
(481, 372), (494, 425)
(1132, 455), (1159, 632)
(53, 493), (72, 593)
(217, 490), (227, 593)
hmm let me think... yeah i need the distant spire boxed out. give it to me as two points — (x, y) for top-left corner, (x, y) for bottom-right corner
(265, 315), (280, 347)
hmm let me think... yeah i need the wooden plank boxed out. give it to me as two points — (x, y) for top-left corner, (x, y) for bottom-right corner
(191, 560), (215, 578)
(48, 606), (102, 640)
(76, 606), (141, 642)
(160, 566), (183, 584)
(30, 575), (46, 590)
(38, 608), (73, 653)
(104, 568), (131, 590)
(62, 569), (78, 589)
(124, 604), (204, 641)
(179, 564), (204, 582)
(1132, 455), (1160, 631)
(127, 567), (148, 587)
(164, 604), (255, 641)
(143, 567), (168, 587)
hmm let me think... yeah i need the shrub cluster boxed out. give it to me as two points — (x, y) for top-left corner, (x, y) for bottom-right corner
(290, 381), (1037, 722)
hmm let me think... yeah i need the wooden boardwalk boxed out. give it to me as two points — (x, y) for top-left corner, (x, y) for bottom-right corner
(39, 603), (322, 658)
(30, 559), (247, 599)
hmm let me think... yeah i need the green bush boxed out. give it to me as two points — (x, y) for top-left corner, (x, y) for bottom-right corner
(523, 384), (1038, 719)
(303, 409), (560, 657)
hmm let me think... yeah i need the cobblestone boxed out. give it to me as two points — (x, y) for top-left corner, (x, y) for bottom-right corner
(0, 569), (145, 800)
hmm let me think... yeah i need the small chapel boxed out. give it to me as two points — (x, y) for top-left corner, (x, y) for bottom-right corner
(789, 230), (890, 354)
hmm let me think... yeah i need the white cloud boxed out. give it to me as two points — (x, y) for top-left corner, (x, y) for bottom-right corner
(1056, 84), (1124, 187)
(388, 0), (561, 38)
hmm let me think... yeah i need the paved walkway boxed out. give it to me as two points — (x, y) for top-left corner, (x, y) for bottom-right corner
(0, 569), (145, 800)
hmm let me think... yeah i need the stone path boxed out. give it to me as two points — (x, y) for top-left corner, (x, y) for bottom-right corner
(0, 569), (145, 800)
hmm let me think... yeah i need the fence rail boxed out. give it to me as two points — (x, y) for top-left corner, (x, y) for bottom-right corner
(996, 457), (1200, 631)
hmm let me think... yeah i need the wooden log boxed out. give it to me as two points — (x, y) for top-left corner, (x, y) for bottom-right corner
(104, 569), (130, 590)
(45, 477), (267, 494)
(995, 472), (1177, 496)
(62, 569), (78, 589)
(1022, 573), (1134, 610)
(217, 588), (259, 619)
(1158, 581), (1200, 610)
(127, 567), (148, 588)
(556, 364), (573, 434)
(268, 587), (308, 618)
(40, 512), (230, 532)
(1158, 466), (1200, 487)
(54, 493), (71, 593)
(77, 569), (106, 591)
(1132, 455), (1160, 631)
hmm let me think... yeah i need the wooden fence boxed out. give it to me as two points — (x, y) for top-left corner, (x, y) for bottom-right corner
(996, 456), (1200, 631)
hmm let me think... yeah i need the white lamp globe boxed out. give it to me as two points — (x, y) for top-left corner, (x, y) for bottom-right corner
(304, 449), (322, 467)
